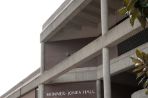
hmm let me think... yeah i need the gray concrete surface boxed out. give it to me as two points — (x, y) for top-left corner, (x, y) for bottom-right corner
(2, 42), (147, 98)
(131, 89), (148, 98)
(1, 0), (147, 97)
(41, 0), (92, 42)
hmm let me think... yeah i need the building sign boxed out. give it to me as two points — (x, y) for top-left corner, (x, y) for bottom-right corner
(45, 81), (96, 98)
(46, 89), (95, 97)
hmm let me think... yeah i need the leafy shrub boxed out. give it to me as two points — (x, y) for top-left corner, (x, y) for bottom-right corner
(119, 0), (148, 28)
(131, 49), (148, 94)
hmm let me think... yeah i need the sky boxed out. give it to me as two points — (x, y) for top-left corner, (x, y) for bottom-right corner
(0, 0), (65, 96)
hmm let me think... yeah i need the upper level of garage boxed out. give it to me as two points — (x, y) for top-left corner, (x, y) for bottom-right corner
(40, 0), (125, 42)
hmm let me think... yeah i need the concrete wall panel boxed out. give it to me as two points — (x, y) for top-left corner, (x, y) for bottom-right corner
(21, 90), (35, 98)
(44, 38), (95, 70)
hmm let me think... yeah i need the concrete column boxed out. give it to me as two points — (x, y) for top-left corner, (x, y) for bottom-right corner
(41, 43), (45, 73)
(38, 84), (44, 98)
(101, 0), (111, 98)
(38, 43), (45, 98)
(103, 48), (111, 98)
(96, 80), (101, 98)
(101, 0), (108, 34)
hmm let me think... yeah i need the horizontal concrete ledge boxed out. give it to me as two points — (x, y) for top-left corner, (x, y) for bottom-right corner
(5, 90), (20, 98)
(42, 0), (73, 29)
(51, 67), (97, 83)
(97, 42), (148, 79)
(40, 0), (92, 42)
(131, 89), (148, 98)
(1, 69), (40, 98)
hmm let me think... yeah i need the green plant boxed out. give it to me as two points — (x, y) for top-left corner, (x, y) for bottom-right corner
(131, 49), (148, 94)
(119, 0), (148, 28)
(119, 0), (148, 95)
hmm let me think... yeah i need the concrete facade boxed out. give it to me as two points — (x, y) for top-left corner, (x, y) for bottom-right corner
(1, 0), (148, 98)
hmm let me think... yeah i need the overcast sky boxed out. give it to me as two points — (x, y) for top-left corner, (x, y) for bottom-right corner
(0, 0), (65, 96)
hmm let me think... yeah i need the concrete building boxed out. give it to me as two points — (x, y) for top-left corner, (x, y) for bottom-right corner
(1, 0), (148, 98)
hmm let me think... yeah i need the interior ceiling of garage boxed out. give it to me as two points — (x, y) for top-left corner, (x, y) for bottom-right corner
(49, 0), (126, 42)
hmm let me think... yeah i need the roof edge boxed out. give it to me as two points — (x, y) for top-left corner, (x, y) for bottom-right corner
(1, 68), (40, 98)
(40, 0), (92, 42)
(42, 0), (73, 30)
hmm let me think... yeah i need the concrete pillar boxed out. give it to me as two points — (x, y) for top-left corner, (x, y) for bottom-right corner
(101, 0), (111, 98)
(101, 0), (108, 34)
(96, 80), (101, 98)
(38, 84), (44, 98)
(41, 43), (45, 73)
(38, 43), (45, 98)
(103, 48), (111, 98)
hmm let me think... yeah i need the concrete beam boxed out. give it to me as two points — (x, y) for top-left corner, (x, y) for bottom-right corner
(97, 43), (148, 79)
(1, 69), (40, 98)
(50, 67), (97, 83)
(50, 25), (99, 41)
(42, 0), (73, 29)
(6, 90), (20, 98)
(105, 19), (142, 47)
(41, 0), (92, 42)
